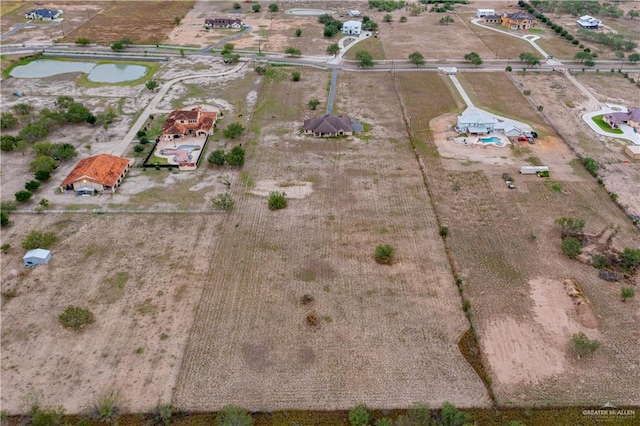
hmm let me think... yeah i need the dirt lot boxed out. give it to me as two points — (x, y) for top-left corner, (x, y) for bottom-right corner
(173, 67), (490, 411)
(397, 71), (640, 406)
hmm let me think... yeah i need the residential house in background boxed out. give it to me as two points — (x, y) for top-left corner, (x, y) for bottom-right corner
(304, 114), (354, 137)
(455, 111), (497, 134)
(484, 14), (502, 24)
(161, 106), (217, 141)
(24, 8), (62, 20)
(502, 11), (537, 30)
(476, 9), (496, 18)
(341, 20), (362, 35)
(576, 15), (602, 29)
(204, 18), (243, 29)
(604, 108), (640, 130)
(61, 154), (132, 195)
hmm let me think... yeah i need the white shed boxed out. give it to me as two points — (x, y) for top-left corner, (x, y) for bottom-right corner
(477, 9), (496, 18)
(625, 145), (640, 160)
(23, 248), (51, 267)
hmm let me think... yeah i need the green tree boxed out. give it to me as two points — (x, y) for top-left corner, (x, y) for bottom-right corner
(629, 53), (640, 63)
(59, 306), (95, 331)
(268, 3), (279, 12)
(30, 404), (65, 426)
(295, 28), (302, 37)
(574, 51), (593, 63)
(383, 14), (393, 23)
(15, 190), (33, 202)
(356, 50), (374, 68)
(406, 402), (431, 425)
(215, 405), (253, 426)
(12, 103), (33, 115)
(75, 37), (91, 45)
(327, 43), (340, 55)
(584, 59), (596, 67)
(441, 401), (470, 426)
(440, 15), (455, 25)
(374, 244), (395, 265)
(591, 254), (608, 269)
(223, 42), (235, 51)
(619, 248), (640, 269)
(555, 217), (586, 235)
(55, 95), (74, 108)
(252, 4), (261, 12)
(1, 135), (19, 151)
(349, 405), (372, 426)
(226, 145), (245, 166)
(1, 212), (9, 227)
(621, 287), (635, 302)
(615, 51), (625, 61)
(268, 192), (287, 210)
(0, 111), (18, 129)
(519, 52), (541, 68)
(222, 53), (240, 64)
(146, 80), (159, 91)
(464, 52), (483, 66)
(291, 70), (301, 81)
(134, 144), (145, 153)
(571, 332), (600, 357)
(308, 99), (321, 110)
(629, 10), (640, 19)
(35, 170), (51, 181)
(399, 16), (407, 23)
(233, 2), (241, 9)
(581, 156), (598, 176)
(29, 156), (57, 173)
(284, 46), (302, 56)
(19, 122), (48, 143)
(561, 236), (582, 259)
(223, 122), (245, 139)
(208, 149), (226, 166)
(111, 41), (124, 52)
(212, 193), (235, 211)
(506, 65), (513, 72)
(65, 102), (92, 123)
(25, 180), (41, 191)
(408, 51), (425, 66)
(22, 230), (58, 249)
(174, 16), (182, 26)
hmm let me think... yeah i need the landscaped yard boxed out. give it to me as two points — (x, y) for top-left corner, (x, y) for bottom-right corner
(592, 114), (623, 134)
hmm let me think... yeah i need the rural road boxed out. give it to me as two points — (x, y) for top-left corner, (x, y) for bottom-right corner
(110, 60), (247, 157)
(326, 68), (339, 114)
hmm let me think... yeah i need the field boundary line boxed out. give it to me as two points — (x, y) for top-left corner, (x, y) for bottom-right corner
(12, 209), (226, 214)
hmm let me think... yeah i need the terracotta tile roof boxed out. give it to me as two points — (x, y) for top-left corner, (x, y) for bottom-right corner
(161, 107), (218, 136)
(61, 154), (131, 188)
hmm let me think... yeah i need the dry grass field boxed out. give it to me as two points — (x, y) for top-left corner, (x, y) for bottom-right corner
(173, 67), (490, 411)
(63, 1), (197, 45)
(397, 71), (640, 406)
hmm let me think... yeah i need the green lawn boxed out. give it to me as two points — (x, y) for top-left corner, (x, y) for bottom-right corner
(592, 114), (624, 134)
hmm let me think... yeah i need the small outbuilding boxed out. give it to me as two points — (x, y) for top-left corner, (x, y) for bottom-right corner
(625, 145), (640, 160)
(23, 249), (51, 267)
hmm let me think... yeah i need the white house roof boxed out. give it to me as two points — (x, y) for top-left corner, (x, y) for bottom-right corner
(348, 10), (361, 16)
(577, 15), (601, 26)
(23, 248), (51, 259)
(627, 145), (640, 154)
(458, 111), (497, 125)
(343, 20), (362, 28)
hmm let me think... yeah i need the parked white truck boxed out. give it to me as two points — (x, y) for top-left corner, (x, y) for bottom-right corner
(520, 166), (549, 174)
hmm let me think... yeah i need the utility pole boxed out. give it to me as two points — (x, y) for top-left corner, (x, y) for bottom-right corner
(495, 45), (499, 59)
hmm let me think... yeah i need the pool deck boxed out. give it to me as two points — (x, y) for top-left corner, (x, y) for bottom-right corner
(454, 135), (510, 148)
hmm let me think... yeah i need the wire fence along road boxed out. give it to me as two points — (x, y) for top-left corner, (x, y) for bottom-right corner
(13, 209), (228, 214)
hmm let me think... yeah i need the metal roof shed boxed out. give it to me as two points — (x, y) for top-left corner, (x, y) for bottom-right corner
(23, 248), (51, 267)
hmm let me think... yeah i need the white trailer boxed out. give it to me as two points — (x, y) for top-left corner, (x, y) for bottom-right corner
(520, 166), (549, 174)
(477, 9), (496, 18)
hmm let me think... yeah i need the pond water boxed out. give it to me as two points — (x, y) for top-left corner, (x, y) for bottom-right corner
(10, 60), (147, 83)
(286, 8), (336, 16)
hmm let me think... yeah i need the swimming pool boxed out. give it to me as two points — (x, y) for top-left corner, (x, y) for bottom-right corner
(480, 136), (502, 143)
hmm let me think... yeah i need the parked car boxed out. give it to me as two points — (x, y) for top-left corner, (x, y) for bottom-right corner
(502, 173), (513, 182)
(531, 131), (539, 138)
(507, 182), (516, 189)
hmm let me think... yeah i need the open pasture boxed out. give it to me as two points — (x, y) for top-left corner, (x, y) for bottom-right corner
(173, 68), (489, 410)
(397, 70), (640, 406)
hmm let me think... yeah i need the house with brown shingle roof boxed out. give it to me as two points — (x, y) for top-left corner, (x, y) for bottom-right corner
(161, 106), (217, 141)
(61, 154), (133, 195)
(502, 11), (537, 30)
(303, 114), (354, 137)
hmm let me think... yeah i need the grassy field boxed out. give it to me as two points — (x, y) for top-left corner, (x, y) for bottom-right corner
(343, 36), (386, 60)
(62, 1), (197, 45)
(397, 69), (640, 407)
(456, 72), (551, 132)
(462, 17), (537, 60)
(173, 68), (489, 411)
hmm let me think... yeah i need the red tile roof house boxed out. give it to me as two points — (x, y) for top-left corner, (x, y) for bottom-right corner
(204, 18), (243, 29)
(60, 154), (133, 195)
(303, 114), (354, 137)
(604, 108), (640, 131)
(160, 107), (218, 141)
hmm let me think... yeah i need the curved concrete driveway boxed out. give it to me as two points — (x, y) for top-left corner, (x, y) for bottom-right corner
(328, 31), (373, 65)
(470, 18), (553, 62)
(110, 60), (247, 156)
(583, 106), (640, 145)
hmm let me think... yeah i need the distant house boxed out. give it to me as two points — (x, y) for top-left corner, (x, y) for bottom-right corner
(204, 18), (243, 29)
(476, 9), (496, 18)
(24, 8), (62, 21)
(501, 11), (537, 30)
(61, 154), (132, 195)
(625, 145), (640, 160)
(161, 106), (218, 141)
(304, 114), (354, 137)
(348, 10), (361, 17)
(23, 249), (51, 267)
(456, 111), (497, 134)
(342, 20), (362, 35)
(484, 14), (502, 24)
(577, 15), (602, 29)
(604, 108), (640, 130)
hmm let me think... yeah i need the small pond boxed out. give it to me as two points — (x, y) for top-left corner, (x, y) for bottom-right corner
(286, 8), (336, 16)
(10, 60), (147, 83)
